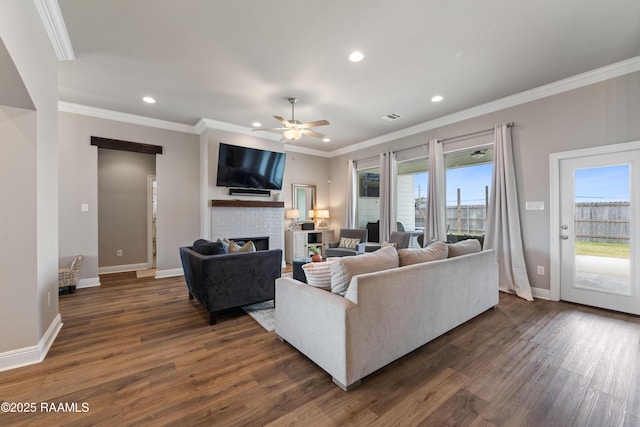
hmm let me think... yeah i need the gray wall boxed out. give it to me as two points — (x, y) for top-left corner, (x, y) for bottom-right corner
(59, 112), (200, 279)
(329, 71), (640, 293)
(0, 1), (59, 354)
(98, 148), (156, 267)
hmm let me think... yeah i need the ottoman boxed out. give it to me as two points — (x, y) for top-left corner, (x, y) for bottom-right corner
(292, 257), (311, 283)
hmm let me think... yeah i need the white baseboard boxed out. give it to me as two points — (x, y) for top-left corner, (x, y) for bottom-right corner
(77, 277), (100, 289)
(531, 287), (551, 300)
(155, 268), (184, 278)
(0, 313), (62, 372)
(98, 262), (150, 275)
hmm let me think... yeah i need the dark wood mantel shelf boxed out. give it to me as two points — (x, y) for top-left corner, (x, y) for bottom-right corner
(210, 199), (285, 208)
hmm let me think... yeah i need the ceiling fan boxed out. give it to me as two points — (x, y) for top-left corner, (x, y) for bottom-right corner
(253, 98), (329, 142)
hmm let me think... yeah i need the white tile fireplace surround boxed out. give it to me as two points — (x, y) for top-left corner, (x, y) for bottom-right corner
(210, 200), (284, 257)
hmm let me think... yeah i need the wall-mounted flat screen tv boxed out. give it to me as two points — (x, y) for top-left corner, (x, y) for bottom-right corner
(216, 143), (286, 190)
(359, 172), (380, 197)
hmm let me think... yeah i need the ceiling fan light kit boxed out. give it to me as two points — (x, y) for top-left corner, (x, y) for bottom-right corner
(252, 98), (329, 142)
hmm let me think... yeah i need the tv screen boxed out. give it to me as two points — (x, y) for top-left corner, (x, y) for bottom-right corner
(216, 143), (286, 190)
(359, 172), (380, 197)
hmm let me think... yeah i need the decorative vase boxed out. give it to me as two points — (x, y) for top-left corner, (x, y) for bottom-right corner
(311, 253), (322, 262)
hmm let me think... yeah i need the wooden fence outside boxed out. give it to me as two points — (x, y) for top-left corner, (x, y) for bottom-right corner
(415, 201), (630, 243)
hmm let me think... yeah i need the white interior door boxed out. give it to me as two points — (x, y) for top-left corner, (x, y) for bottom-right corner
(557, 147), (640, 314)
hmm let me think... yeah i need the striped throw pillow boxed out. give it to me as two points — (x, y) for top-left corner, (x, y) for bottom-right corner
(301, 261), (333, 290)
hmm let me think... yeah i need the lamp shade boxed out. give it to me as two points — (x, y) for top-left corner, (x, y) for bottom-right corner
(316, 209), (329, 219)
(285, 209), (300, 219)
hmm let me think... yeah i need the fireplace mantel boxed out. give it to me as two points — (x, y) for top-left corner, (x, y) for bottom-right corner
(210, 199), (284, 208)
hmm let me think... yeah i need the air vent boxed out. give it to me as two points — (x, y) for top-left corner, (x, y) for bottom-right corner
(382, 113), (402, 121)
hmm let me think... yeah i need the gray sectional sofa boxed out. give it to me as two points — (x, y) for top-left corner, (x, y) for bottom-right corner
(275, 242), (499, 390)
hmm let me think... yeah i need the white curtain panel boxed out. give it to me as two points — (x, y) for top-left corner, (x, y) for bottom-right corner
(378, 151), (397, 243)
(346, 159), (357, 228)
(425, 139), (446, 243)
(485, 124), (534, 301)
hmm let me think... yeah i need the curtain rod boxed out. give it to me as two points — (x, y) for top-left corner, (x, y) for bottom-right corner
(439, 122), (514, 143)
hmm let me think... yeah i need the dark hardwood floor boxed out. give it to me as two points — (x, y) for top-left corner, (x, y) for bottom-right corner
(1, 272), (639, 426)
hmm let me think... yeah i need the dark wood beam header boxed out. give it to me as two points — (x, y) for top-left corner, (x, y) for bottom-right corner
(211, 200), (285, 208)
(91, 136), (163, 155)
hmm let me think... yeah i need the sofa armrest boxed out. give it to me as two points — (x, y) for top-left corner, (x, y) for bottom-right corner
(275, 277), (358, 385)
(328, 241), (339, 248)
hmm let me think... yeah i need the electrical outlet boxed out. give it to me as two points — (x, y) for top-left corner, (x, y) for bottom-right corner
(117, 249), (123, 256)
(537, 265), (545, 275)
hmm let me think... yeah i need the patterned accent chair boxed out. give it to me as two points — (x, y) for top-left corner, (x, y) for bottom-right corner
(59, 255), (83, 294)
(325, 229), (368, 257)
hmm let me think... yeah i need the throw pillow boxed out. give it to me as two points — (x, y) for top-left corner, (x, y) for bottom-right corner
(381, 241), (396, 248)
(447, 239), (481, 258)
(338, 237), (361, 249)
(301, 260), (336, 290)
(228, 240), (256, 253)
(398, 241), (448, 266)
(330, 245), (399, 295)
(192, 239), (228, 255)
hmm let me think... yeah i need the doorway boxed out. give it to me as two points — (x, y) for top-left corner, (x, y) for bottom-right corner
(148, 175), (157, 269)
(550, 141), (640, 315)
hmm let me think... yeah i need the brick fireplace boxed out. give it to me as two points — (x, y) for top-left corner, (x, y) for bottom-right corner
(210, 200), (284, 257)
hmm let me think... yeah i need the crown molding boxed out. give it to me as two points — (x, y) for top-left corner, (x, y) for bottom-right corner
(58, 101), (198, 134)
(58, 55), (640, 159)
(329, 55), (640, 157)
(34, 0), (75, 61)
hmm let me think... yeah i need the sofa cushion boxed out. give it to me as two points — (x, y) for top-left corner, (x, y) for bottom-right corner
(398, 241), (448, 266)
(193, 239), (228, 256)
(448, 239), (481, 258)
(339, 237), (361, 249)
(228, 240), (256, 253)
(302, 260), (336, 290)
(330, 245), (399, 295)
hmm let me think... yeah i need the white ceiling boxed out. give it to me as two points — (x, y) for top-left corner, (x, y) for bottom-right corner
(56, 0), (640, 152)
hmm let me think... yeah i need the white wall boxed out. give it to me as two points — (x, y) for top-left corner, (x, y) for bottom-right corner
(330, 71), (640, 294)
(0, 0), (59, 364)
(58, 112), (200, 279)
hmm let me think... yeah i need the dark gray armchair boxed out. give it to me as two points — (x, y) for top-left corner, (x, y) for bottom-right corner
(180, 244), (282, 324)
(325, 228), (368, 257)
(364, 231), (411, 252)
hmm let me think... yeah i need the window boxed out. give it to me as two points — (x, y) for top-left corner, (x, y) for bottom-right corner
(356, 167), (380, 228)
(396, 158), (428, 232)
(445, 146), (493, 239)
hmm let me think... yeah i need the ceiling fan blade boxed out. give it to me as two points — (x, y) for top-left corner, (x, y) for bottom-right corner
(301, 129), (326, 139)
(300, 119), (329, 128)
(273, 115), (292, 127)
(252, 127), (287, 131)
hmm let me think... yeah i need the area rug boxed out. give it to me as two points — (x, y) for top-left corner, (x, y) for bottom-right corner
(242, 300), (275, 332)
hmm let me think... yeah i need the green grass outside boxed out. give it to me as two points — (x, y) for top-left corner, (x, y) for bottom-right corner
(575, 241), (630, 259)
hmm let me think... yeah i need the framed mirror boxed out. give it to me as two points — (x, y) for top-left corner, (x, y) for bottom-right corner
(292, 184), (316, 222)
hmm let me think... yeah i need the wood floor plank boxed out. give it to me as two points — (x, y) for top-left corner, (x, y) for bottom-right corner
(1, 274), (639, 426)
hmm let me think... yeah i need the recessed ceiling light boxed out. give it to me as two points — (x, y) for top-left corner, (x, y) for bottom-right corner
(431, 95), (444, 103)
(252, 122), (262, 128)
(323, 137), (331, 142)
(142, 96), (156, 104)
(349, 51), (364, 62)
